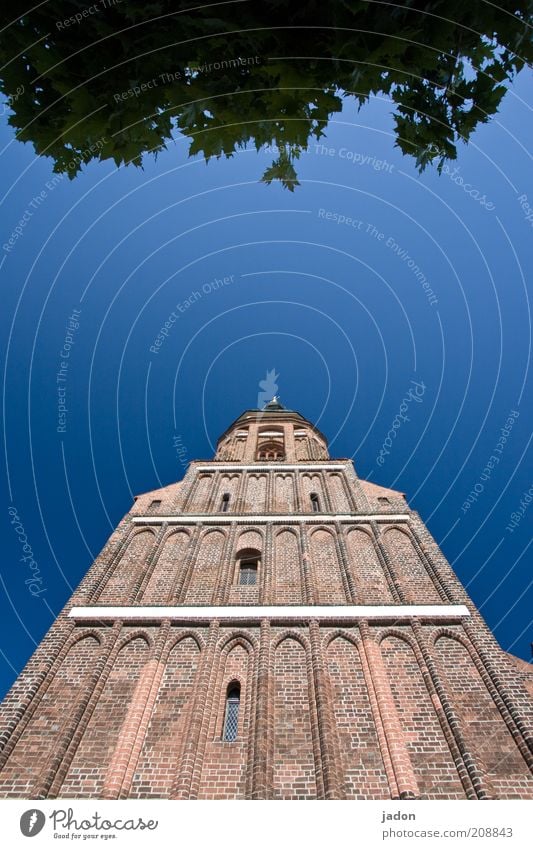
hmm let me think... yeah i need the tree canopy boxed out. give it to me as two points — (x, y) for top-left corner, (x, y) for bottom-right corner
(1, 1), (531, 188)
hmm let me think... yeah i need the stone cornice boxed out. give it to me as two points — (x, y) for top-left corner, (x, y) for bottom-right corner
(131, 513), (410, 525)
(69, 604), (470, 622)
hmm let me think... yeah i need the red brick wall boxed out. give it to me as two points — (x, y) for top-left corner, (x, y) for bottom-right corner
(273, 636), (317, 799)
(383, 527), (442, 603)
(0, 635), (99, 798)
(0, 408), (532, 800)
(59, 635), (149, 797)
(141, 529), (190, 603)
(326, 634), (389, 799)
(381, 634), (466, 798)
(98, 530), (154, 603)
(131, 635), (201, 798)
(273, 530), (302, 604)
(435, 635), (533, 798)
(309, 528), (345, 604)
(184, 530), (225, 603)
(198, 641), (251, 799)
(346, 527), (394, 603)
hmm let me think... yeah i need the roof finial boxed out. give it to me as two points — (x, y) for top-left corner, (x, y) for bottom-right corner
(263, 395), (285, 411)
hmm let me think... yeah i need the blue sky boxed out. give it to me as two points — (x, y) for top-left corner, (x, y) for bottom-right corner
(0, 69), (532, 696)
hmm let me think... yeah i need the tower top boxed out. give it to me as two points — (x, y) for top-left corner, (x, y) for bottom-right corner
(215, 401), (329, 459)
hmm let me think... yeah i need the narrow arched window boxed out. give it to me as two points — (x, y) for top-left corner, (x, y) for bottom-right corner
(223, 683), (240, 742)
(310, 492), (320, 512)
(239, 559), (258, 585)
(220, 492), (230, 512)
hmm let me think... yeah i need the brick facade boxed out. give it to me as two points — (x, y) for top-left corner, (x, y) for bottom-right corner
(0, 403), (532, 799)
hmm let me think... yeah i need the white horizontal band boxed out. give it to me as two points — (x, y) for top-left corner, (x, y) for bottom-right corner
(132, 513), (409, 525)
(69, 604), (469, 621)
(194, 464), (350, 471)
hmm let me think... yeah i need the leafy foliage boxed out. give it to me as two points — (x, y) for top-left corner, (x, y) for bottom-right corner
(0, 1), (531, 186)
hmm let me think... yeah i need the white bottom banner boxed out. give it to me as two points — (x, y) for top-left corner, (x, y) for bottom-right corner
(2, 799), (533, 848)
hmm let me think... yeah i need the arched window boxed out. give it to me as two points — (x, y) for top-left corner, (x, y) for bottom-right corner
(310, 492), (320, 512)
(220, 492), (230, 512)
(235, 547), (261, 586)
(257, 441), (285, 461)
(223, 682), (240, 742)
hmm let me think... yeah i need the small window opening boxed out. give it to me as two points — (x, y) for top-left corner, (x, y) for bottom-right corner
(310, 492), (320, 512)
(148, 499), (162, 513)
(239, 560), (258, 585)
(378, 497), (390, 505)
(221, 492), (230, 512)
(223, 683), (240, 741)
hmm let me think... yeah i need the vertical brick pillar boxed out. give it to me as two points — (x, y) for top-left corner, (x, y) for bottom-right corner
(214, 522), (238, 603)
(359, 621), (419, 799)
(33, 628), (121, 799)
(357, 628), (399, 799)
(370, 522), (404, 603)
(88, 525), (137, 602)
(132, 523), (168, 601)
(335, 522), (357, 602)
(171, 620), (219, 799)
(243, 424), (260, 462)
(251, 619), (272, 798)
(265, 470), (273, 512)
(405, 526), (450, 602)
(463, 619), (533, 766)
(0, 619), (75, 765)
(299, 524), (315, 604)
(180, 468), (199, 511)
(409, 620), (481, 799)
(309, 620), (344, 798)
(235, 470), (247, 513)
(319, 471), (333, 512)
(305, 628), (326, 799)
(174, 523), (204, 600)
(284, 423), (296, 462)
(293, 471), (303, 512)
(47, 620), (124, 798)
(343, 466), (360, 512)
(101, 621), (171, 799)
(262, 525), (273, 604)
(205, 471), (221, 513)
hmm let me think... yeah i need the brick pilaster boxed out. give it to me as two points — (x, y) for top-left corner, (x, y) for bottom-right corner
(173, 523), (203, 601)
(370, 522), (405, 603)
(309, 621), (344, 798)
(334, 522), (357, 602)
(251, 619), (272, 798)
(33, 625), (122, 799)
(102, 621), (171, 799)
(262, 524), (273, 604)
(131, 523), (168, 601)
(409, 620), (481, 799)
(171, 620), (219, 799)
(299, 524), (315, 604)
(0, 618), (74, 766)
(47, 620), (124, 798)
(359, 621), (419, 799)
(214, 522), (238, 603)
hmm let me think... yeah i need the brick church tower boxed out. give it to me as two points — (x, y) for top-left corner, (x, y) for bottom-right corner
(1, 399), (532, 799)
